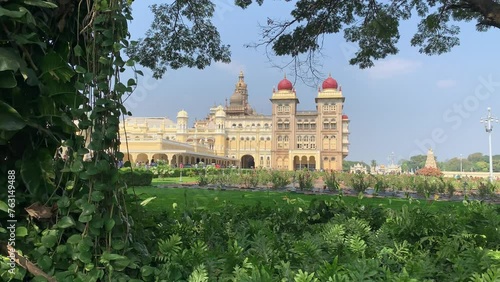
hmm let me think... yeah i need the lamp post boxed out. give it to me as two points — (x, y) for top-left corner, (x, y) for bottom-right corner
(480, 107), (498, 182)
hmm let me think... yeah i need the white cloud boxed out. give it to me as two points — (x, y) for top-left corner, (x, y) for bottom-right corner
(367, 58), (422, 79)
(436, 79), (457, 89)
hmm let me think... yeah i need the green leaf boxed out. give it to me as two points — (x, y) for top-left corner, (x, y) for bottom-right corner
(57, 216), (76, 229)
(0, 7), (26, 19)
(23, 0), (58, 8)
(91, 191), (105, 202)
(0, 200), (8, 213)
(141, 266), (155, 277)
(101, 252), (126, 261)
(79, 250), (92, 264)
(75, 65), (87, 74)
(21, 149), (54, 193)
(70, 161), (84, 173)
(41, 234), (57, 248)
(74, 45), (83, 56)
(104, 218), (115, 231)
(0, 71), (17, 88)
(37, 255), (53, 271)
(67, 234), (82, 245)
(0, 100), (26, 131)
(65, 181), (75, 190)
(81, 203), (95, 216)
(140, 197), (156, 206)
(16, 226), (28, 237)
(39, 52), (74, 82)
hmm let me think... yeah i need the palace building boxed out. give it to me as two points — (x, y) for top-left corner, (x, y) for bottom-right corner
(119, 72), (350, 170)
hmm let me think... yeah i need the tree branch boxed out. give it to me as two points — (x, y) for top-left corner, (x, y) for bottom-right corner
(1, 244), (57, 282)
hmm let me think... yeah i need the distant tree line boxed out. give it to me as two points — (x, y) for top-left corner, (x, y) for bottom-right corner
(399, 152), (500, 173)
(345, 152), (500, 173)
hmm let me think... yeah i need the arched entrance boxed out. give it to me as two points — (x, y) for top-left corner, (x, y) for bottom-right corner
(136, 153), (149, 164)
(241, 155), (255, 169)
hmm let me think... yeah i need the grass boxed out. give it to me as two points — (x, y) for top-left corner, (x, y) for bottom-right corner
(152, 176), (198, 185)
(128, 186), (466, 214)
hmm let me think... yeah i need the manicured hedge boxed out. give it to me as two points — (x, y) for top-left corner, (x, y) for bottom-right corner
(119, 169), (153, 186)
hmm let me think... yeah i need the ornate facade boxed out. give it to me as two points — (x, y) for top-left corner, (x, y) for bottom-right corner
(119, 72), (350, 170)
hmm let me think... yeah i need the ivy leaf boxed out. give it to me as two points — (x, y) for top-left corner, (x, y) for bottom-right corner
(91, 191), (104, 202)
(104, 218), (115, 231)
(67, 234), (82, 245)
(0, 100), (26, 131)
(57, 195), (70, 208)
(101, 252), (127, 261)
(56, 216), (76, 229)
(71, 161), (84, 173)
(16, 226), (28, 237)
(0, 47), (23, 72)
(41, 234), (57, 248)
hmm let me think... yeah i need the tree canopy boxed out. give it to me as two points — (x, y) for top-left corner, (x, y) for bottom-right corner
(129, 0), (500, 78)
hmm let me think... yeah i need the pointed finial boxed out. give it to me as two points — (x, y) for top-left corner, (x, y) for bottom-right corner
(284, 72), (287, 79)
(328, 72), (331, 77)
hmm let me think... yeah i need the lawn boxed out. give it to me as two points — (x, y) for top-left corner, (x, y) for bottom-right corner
(128, 186), (465, 213)
(151, 176), (198, 185)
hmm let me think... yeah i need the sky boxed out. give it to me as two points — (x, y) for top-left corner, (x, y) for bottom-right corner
(124, 0), (500, 166)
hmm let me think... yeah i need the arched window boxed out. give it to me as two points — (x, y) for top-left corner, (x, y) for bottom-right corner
(278, 136), (283, 142)
(232, 137), (236, 140)
(240, 137), (244, 141)
(304, 136), (309, 142)
(246, 137), (250, 141)
(260, 137), (265, 141)
(251, 137), (255, 141)
(310, 136), (315, 143)
(284, 136), (289, 142)
(284, 119), (290, 129)
(266, 137), (271, 141)
(323, 119), (329, 129)
(297, 136), (302, 142)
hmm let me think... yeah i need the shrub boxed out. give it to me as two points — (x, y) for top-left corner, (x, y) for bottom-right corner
(296, 169), (314, 190)
(119, 169), (153, 186)
(351, 173), (370, 193)
(270, 170), (291, 189)
(324, 171), (340, 191)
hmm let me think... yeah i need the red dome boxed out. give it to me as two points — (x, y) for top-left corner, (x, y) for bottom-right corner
(322, 75), (338, 89)
(342, 114), (349, 120)
(277, 78), (293, 90)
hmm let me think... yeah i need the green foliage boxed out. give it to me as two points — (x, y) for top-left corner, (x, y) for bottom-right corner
(270, 170), (292, 189)
(351, 173), (370, 193)
(323, 171), (340, 191)
(120, 170), (153, 186)
(126, 2), (231, 79)
(297, 169), (315, 191)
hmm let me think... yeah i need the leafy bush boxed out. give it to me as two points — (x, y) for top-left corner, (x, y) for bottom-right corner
(120, 169), (154, 186)
(297, 169), (315, 190)
(351, 173), (370, 193)
(270, 170), (291, 189)
(323, 171), (340, 191)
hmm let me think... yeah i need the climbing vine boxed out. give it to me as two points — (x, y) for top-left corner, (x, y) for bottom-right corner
(0, 0), (142, 280)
